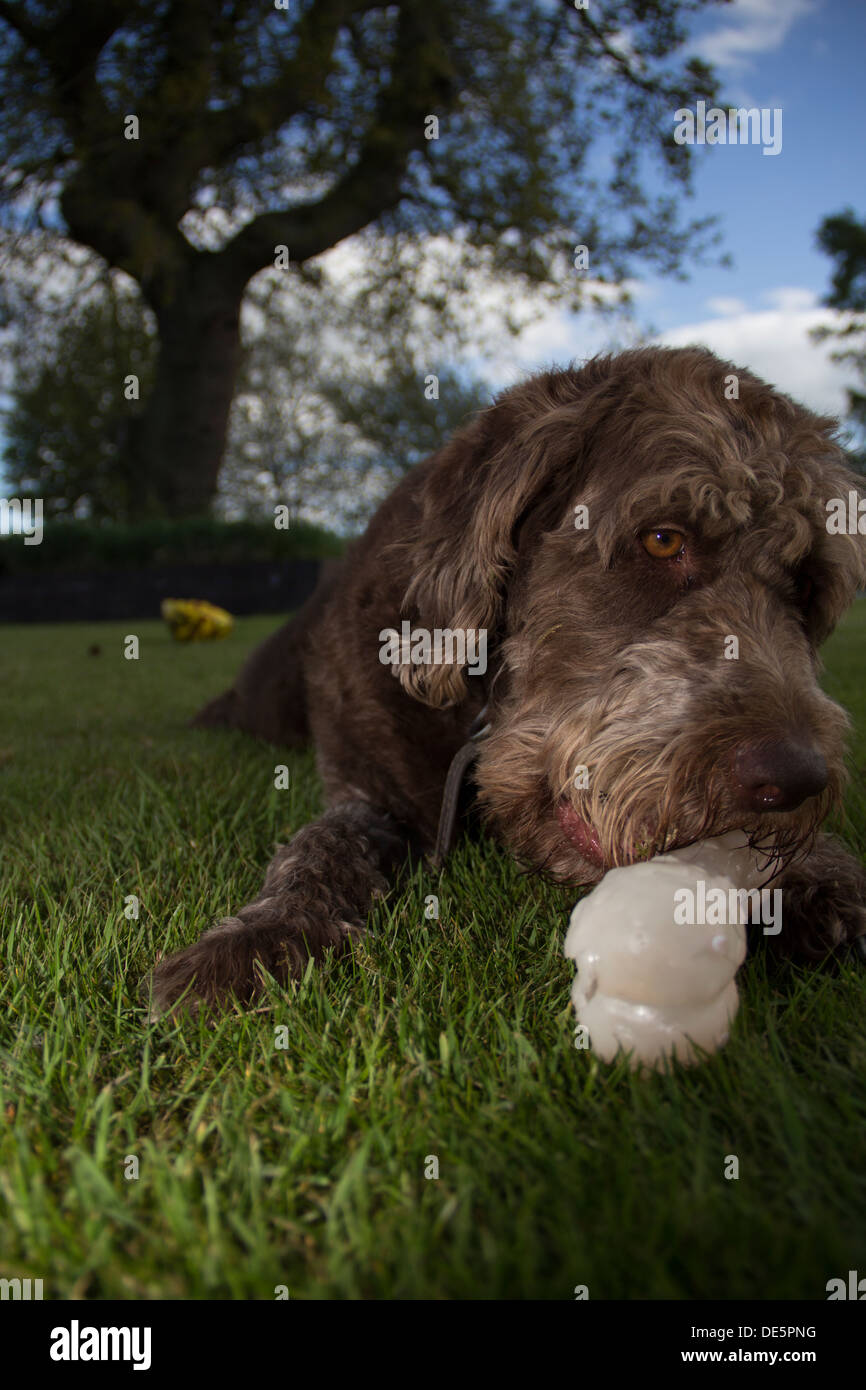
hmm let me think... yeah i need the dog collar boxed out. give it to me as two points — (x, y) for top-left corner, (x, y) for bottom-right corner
(432, 705), (491, 867)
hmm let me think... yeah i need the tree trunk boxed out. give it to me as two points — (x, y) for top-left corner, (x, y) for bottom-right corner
(127, 271), (245, 517)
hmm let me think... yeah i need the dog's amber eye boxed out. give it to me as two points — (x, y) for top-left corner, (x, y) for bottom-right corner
(641, 527), (686, 559)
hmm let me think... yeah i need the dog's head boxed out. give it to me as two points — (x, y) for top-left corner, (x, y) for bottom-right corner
(396, 347), (866, 882)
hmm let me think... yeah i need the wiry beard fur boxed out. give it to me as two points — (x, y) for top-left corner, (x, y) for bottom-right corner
(475, 576), (851, 887)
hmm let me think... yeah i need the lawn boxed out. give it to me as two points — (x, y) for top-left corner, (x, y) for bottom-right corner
(1, 606), (865, 1300)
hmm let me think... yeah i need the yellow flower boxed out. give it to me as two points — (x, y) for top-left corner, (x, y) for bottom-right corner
(160, 598), (234, 642)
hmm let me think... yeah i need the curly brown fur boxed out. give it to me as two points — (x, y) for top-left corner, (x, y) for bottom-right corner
(148, 346), (866, 1014)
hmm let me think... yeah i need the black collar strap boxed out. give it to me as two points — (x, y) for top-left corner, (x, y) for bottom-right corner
(432, 705), (491, 868)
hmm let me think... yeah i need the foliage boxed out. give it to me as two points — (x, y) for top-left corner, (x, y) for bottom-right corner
(813, 208), (866, 463)
(0, 0), (727, 514)
(0, 516), (344, 575)
(2, 277), (157, 520)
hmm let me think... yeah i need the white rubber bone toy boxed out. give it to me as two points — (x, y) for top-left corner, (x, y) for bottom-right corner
(564, 832), (771, 1070)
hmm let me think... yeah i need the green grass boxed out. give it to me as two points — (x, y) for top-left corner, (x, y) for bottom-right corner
(1, 606), (865, 1300)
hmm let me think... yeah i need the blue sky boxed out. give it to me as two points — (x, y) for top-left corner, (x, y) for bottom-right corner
(493, 0), (866, 428)
(658, 0), (864, 325)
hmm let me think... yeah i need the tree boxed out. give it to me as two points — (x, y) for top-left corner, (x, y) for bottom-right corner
(0, 0), (723, 517)
(2, 272), (156, 519)
(813, 209), (866, 458)
(2, 252), (491, 526)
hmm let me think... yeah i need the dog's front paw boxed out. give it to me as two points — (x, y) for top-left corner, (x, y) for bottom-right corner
(771, 835), (866, 962)
(147, 898), (362, 1017)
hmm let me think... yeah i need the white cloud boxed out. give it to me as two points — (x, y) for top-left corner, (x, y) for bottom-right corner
(654, 287), (858, 420)
(468, 291), (647, 389)
(310, 233), (651, 389)
(469, 282), (861, 430)
(690, 0), (816, 71)
(705, 296), (748, 316)
(762, 286), (818, 313)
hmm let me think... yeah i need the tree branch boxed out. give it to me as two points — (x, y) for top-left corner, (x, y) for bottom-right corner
(44, 0), (130, 124)
(0, 1), (45, 51)
(201, 0), (384, 169)
(563, 0), (668, 98)
(220, 0), (456, 285)
(561, 0), (697, 99)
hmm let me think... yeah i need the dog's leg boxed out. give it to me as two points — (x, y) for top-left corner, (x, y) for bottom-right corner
(148, 800), (410, 1015)
(765, 833), (866, 961)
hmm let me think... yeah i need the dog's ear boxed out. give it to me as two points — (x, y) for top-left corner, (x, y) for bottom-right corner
(394, 372), (601, 707)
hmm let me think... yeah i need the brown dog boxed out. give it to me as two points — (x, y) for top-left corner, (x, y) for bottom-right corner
(150, 346), (866, 1014)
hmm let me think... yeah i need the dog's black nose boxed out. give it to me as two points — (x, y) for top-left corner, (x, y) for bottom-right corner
(732, 738), (828, 812)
